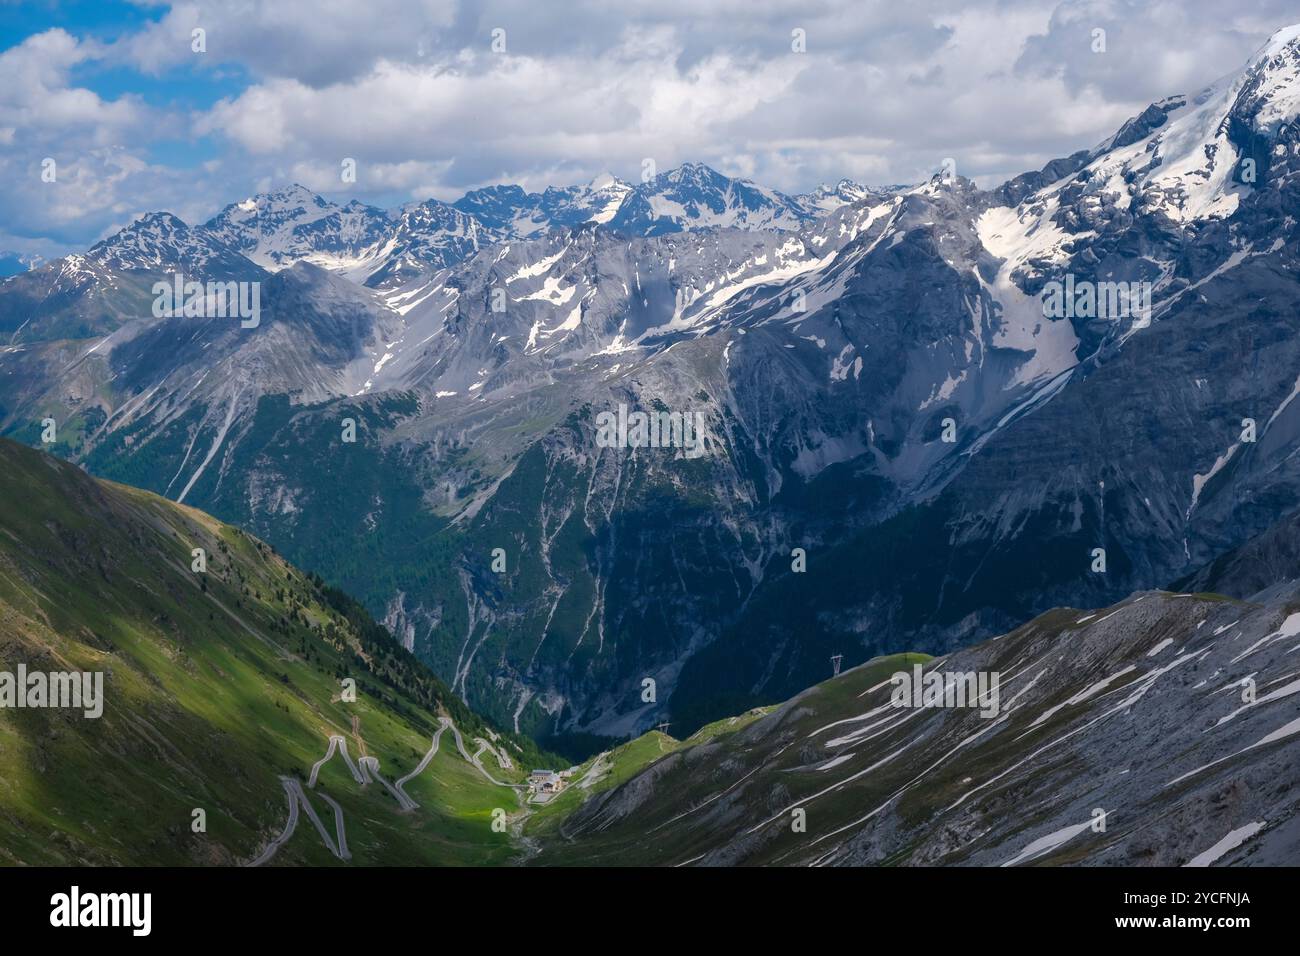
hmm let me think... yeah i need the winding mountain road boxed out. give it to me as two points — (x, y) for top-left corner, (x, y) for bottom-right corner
(249, 776), (351, 866)
(448, 721), (519, 789)
(248, 715), (522, 865)
(308, 735), (365, 787)
(393, 718), (451, 808)
(359, 755), (416, 810)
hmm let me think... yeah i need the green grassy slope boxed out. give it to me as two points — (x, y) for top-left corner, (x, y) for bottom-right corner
(0, 437), (546, 865)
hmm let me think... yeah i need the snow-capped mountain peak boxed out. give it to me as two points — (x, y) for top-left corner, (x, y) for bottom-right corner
(1235, 23), (1300, 136)
(202, 184), (370, 270)
(453, 175), (632, 236)
(795, 179), (875, 214)
(87, 211), (246, 273)
(586, 171), (620, 190)
(1011, 22), (1300, 231)
(216, 183), (335, 235)
(609, 162), (810, 235)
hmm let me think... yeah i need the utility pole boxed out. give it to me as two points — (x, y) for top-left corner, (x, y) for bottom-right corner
(830, 654), (844, 677)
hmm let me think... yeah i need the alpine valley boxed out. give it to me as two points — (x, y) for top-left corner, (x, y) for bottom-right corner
(5, 434), (1300, 866)
(6, 20), (1300, 801)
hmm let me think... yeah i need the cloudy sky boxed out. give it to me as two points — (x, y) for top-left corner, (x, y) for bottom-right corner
(2, 0), (1295, 257)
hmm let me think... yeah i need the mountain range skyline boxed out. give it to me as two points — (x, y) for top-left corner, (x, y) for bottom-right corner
(1, 163), (881, 271)
(4, 0), (1297, 259)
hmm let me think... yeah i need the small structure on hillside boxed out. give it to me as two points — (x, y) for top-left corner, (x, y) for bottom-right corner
(528, 769), (564, 796)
